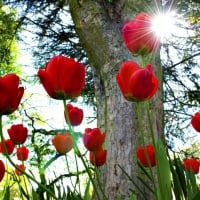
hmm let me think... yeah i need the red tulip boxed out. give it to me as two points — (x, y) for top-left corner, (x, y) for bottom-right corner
(191, 112), (200, 132)
(122, 12), (160, 55)
(38, 55), (86, 100)
(15, 164), (26, 176)
(183, 158), (200, 174)
(0, 74), (24, 115)
(65, 104), (84, 126)
(16, 146), (29, 161)
(0, 160), (5, 181)
(7, 124), (28, 144)
(136, 144), (156, 167)
(89, 149), (107, 166)
(83, 128), (105, 151)
(52, 133), (73, 154)
(116, 61), (158, 101)
(0, 139), (15, 155)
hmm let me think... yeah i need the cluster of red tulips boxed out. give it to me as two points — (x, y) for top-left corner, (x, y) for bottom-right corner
(0, 124), (29, 179)
(118, 12), (200, 174)
(0, 74), (27, 181)
(0, 12), (199, 189)
(38, 56), (107, 167)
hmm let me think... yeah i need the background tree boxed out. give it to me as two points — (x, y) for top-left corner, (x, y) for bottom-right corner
(67, 1), (164, 199)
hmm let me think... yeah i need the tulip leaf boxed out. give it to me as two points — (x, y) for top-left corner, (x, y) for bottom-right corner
(185, 170), (200, 199)
(73, 131), (82, 143)
(137, 175), (154, 193)
(129, 193), (137, 200)
(137, 161), (153, 181)
(32, 190), (39, 200)
(192, 191), (200, 200)
(155, 139), (171, 200)
(83, 179), (91, 200)
(170, 157), (186, 199)
(118, 164), (146, 199)
(117, 193), (122, 200)
(2, 186), (10, 200)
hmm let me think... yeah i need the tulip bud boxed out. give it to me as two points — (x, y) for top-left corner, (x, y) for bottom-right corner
(136, 144), (156, 167)
(52, 133), (73, 154)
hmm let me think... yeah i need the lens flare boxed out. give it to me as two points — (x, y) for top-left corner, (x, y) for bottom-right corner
(151, 11), (177, 39)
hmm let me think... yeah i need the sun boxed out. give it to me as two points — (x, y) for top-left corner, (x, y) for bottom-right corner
(151, 11), (177, 40)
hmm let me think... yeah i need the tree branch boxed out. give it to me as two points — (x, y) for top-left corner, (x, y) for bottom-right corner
(165, 51), (200, 70)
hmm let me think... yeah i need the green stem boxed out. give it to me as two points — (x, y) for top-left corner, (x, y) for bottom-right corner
(74, 153), (81, 193)
(65, 154), (78, 193)
(145, 101), (156, 147)
(41, 153), (62, 172)
(139, 53), (153, 67)
(135, 102), (157, 198)
(95, 166), (108, 200)
(62, 100), (102, 200)
(135, 102), (146, 146)
(0, 116), (58, 199)
(145, 101), (160, 200)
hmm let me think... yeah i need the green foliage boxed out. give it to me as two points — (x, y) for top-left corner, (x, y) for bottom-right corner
(155, 140), (171, 200)
(2, 186), (10, 200)
(0, 1), (21, 75)
(170, 155), (200, 200)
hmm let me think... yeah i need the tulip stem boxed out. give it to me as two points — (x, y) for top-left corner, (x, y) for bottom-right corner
(145, 101), (156, 147)
(0, 116), (59, 199)
(41, 153), (62, 172)
(140, 54), (153, 67)
(135, 102), (146, 146)
(95, 166), (108, 200)
(135, 102), (157, 197)
(62, 99), (103, 200)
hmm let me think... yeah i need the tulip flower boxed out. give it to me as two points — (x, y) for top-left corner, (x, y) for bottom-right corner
(183, 158), (200, 174)
(0, 73), (24, 115)
(7, 124), (28, 144)
(122, 12), (160, 55)
(16, 146), (29, 161)
(0, 160), (5, 181)
(136, 144), (156, 167)
(89, 149), (107, 166)
(65, 104), (84, 126)
(191, 112), (200, 132)
(38, 55), (86, 100)
(116, 61), (158, 101)
(83, 128), (106, 151)
(15, 164), (26, 176)
(0, 139), (15, 155)
(52, 133), (73, 154)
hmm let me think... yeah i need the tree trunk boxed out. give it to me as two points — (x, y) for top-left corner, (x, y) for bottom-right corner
(68, 1), (163, 199)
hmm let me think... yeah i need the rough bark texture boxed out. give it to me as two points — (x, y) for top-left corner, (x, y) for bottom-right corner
(68, 1), (163, 199)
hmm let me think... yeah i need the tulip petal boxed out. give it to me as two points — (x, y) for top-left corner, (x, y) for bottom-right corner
(129, 65), (158, 100)
(38, 69), (56, 98)
(116, 61), (140, 99)
(0, 160), (5, 181)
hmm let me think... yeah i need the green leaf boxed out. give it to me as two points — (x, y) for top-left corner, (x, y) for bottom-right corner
(137, 161), (153, 181)
(129, 193), (137, 200)
(118, 164), (144, 199)
(2, 186), (10, 200)
(31, 190), (39, 200)
(137, 176), (154, 193)
(192, 190), (200, 200)
(155, 139), (171, 200)
(170, 157), (186, 200)
(83, 179), (91, 200)
(117, 193), (122, 200)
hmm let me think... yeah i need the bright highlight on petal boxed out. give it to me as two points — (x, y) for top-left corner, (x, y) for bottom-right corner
(151, 11), (177, 39)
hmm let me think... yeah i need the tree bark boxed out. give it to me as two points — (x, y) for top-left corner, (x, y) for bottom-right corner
(68, 1), (163, 199)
